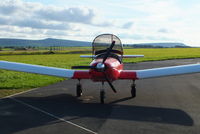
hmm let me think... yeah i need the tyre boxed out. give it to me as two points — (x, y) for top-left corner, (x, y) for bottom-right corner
(131, 85), (136, 98)
(76, 84), (82, 97)
(100, 90), (105, 104)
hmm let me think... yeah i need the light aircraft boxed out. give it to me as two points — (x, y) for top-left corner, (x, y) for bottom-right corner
(1, 34), (200, 103)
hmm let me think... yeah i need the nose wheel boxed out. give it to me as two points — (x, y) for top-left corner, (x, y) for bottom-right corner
(100, 90), (105, 104)
(100, 82), (105, 104)
(131, 80), (136, 98)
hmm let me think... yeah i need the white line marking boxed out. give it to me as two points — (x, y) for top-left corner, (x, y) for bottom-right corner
(1, 83), (97, 133)
(10, 97), (97, 134)
(1, 87), (39, 99)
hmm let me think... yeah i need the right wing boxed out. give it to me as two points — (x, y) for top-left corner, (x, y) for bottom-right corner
(0, 60), (90, 79)
(119, 63), (200, 79)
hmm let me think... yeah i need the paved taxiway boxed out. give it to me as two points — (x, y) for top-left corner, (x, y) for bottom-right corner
(1, 59), (200, 134)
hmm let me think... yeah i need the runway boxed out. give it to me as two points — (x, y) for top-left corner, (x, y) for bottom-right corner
(1, 58), (200, 134)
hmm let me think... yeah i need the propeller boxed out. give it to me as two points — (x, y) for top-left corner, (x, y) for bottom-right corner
(101, 40), (117, 93)
(71, 40), (117, 93)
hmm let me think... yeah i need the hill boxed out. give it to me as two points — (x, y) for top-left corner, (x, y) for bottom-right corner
(127, 43), (189, 48)
(0, 38), (91, 47)
(0, 38), (189, 48)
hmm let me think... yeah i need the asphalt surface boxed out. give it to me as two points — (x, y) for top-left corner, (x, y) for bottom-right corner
(1, 58), (200, 134)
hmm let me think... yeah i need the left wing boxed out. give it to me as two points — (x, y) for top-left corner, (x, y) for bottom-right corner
(119, 63), (200, 79)
(0, 60), (90, 79)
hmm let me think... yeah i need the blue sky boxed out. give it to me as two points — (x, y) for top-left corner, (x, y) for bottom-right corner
(0, 0), (200, 46)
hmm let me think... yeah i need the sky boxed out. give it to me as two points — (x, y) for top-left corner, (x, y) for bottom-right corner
(0, 0), (200, 46)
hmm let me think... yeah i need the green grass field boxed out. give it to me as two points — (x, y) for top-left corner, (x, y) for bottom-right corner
(1, 48), (200, 98)
(123, 48), (200, 62)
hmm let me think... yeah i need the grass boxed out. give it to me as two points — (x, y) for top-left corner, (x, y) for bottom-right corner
(0, 47), (91, 55)
(123, 48), (200, 63)
(1, 48), (200, 98)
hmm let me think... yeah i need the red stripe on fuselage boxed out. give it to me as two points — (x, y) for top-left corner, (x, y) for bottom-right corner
(118, 70), (138, 80)
(72, 70), (91, 79)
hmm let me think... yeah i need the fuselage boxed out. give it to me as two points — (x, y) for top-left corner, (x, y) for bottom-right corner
(89, 57), (123, 82)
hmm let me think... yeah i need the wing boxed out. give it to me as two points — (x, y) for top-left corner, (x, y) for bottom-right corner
(0, 60), (90, 79)
(119, 63), (200, 79)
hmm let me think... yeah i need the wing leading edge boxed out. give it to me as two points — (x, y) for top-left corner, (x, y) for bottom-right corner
(0, 60), (90, 78)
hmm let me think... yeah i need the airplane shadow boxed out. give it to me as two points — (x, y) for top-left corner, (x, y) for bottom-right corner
(16, 94), (193, 126)
(0, 94), (194, 134)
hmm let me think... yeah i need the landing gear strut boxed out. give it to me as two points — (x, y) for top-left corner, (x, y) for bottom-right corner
(100, 82), (105, 104)
(76, 80), (82, 97)
(131, 80), (136, 98)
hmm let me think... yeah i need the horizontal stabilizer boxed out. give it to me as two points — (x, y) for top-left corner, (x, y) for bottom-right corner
(80, 55), (95, 58)
(122, 55), (144, 58)
(80, 55), (144, 58)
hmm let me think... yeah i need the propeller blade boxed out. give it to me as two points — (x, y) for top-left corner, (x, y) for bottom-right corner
(102, 41), (116, 64)
(104, 73), (117, 93)
(71, 66), (96, 69)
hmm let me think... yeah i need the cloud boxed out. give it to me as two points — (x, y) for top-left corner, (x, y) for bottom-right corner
(0, 0), (40, 16)
(0, 0), (200, 46)
(14, 19), (70, 30)
(0, 16), (9, 25)
(0, 16), (70, 30)
(145, 35), (175, 41)
(122, 22), (134, 29)
(0, 0), (109, 31)
(0, 0), (20, 15)
(36, 7), (95, 24)
(158, 28), (169, 33)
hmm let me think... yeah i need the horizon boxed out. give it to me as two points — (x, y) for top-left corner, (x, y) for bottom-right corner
(0, 37), (190, 47)
(0, 0), (200, 46)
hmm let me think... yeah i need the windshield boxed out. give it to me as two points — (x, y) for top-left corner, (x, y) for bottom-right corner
(92, 34), (123, 55)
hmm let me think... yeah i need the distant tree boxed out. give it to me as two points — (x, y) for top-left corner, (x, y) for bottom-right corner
(0, 46), (2, 51)
(14, 47), (27, 50)
(174, 45), (190, 48)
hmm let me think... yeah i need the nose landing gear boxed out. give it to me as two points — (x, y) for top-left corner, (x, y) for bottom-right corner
(100, 82), (105, 104)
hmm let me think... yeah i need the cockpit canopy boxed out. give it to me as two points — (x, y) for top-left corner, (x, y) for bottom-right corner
(92, 34), (123, 56)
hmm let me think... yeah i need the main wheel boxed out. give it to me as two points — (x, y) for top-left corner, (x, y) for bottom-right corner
(76, 84), (82, 97)
(131, 84), (136, 98)
(100, 90), (105, 104)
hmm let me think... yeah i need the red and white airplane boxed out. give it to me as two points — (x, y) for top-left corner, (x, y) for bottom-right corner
(1, 34), (200, 103)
